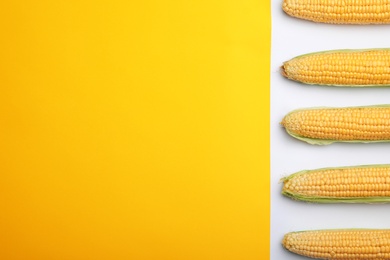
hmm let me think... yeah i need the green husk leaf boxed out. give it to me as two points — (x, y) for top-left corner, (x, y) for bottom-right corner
(292, 48), (390, 59)
(286, 228), (390, 234)
(282, 190), (390, 204)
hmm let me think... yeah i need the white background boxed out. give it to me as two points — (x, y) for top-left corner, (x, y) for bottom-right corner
(271, 2), (390, 259)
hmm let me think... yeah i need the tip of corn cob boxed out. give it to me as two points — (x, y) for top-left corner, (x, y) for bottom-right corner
(280, 111), (301, 133)
(281, 109), (336, 145)
(280, 65), (288, 78)
(281, 233), (289, 249)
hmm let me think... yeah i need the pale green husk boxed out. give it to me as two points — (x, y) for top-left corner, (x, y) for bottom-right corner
(283, 105), (390, 145)
(285, 229), (390, 236)
(281, 164), (390, 203)
(292, 48), (390, 59)
(283, 48), (390, 87)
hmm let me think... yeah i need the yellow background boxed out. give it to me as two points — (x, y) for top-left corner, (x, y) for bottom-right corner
(0, 1), (270, 259)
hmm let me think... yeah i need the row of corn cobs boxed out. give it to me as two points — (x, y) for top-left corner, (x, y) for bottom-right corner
(281, 0), (390, 259)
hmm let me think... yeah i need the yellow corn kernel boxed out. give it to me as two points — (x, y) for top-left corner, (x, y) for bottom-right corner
(283, 0), (390, 24)
(282, 165), (390, 203)
(283, 229), (390, 259)
(282, 49), (390, 87)
(281, 106), (390, 145)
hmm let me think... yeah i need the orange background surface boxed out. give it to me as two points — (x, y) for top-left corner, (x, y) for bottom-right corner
(0, 1), (270, 259)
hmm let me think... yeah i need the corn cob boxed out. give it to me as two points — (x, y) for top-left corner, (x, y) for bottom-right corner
(282, 165), (390, 203)
(283, 229), (390, 260)
(281, 105), (390, 145)
(283, 0), (390, 24)
(282, 49), (390, 87)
